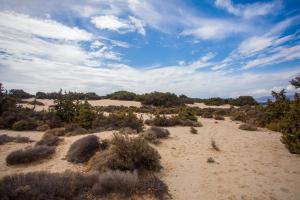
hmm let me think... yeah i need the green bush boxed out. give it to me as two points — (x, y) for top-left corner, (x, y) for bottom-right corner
(178, 107), (197, 121)
(280, 98), (300, 154)
(141, 92), (184, 107)
(74, 100), (95, 128)
(93, 111), (143, 132)
(12, 120), (38, 131)
(107, 91), (137, 101)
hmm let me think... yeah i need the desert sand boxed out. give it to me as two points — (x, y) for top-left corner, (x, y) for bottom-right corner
(1, 116), (299, 200)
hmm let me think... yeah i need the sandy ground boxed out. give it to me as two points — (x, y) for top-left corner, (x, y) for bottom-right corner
(0, 117), (300, 200)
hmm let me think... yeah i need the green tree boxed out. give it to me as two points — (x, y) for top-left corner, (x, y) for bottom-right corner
(74, 100), (95, 128)
(53, 90), (77, 123)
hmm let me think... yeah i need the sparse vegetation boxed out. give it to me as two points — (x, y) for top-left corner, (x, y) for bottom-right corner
(190, 126), (198, 134)
(88, 134), (161, 172)
(211, 139), (220, 151)
(0, 170), (170, 200)
(214, 115), (225, 120)
(66, 135), (100, 163)
(239, 123), (258, 131)
(36, 132), (61, 146)
(0, 134), (31, 145)
(6, 145), (55, 165)
(12, 120), (38, 131)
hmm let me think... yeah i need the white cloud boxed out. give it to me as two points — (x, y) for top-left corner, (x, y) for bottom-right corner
(215, 0), (282, 19)
(0, 11), (92, 41)
(91, 15), (146, 36)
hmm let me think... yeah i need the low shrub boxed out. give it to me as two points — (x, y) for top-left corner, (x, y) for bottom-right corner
(92, 111), (143, 132)
(66, 135), (100, 163)
(213, 109), (227, 116)
(214, 115), (225, 120)
(0, 134), (31, 145)
(89, 134), (161, 172)
(211, 139), (220, 151)
(230, 111), (247, 122)
(92, 170), (138, 196)
(12, 120), (38, 131)
(0, 171), (98, 200)
(64, 123), (88, 136)
(45, 127), (65, 136)
(146, 115), (202, 127)
(36, 124), (49, 131)
(0, 171), (170, 200)
(239, 123), (258, 131)
(141, 131), (159, 144)
(6, 145), (55, 165)
(137, 174), (171, 200)
(36, 132), (61, 146)
(146, 126), (170, 138)
(190, 127), (198, 134)
(202, 111), (213, 118)
(0, 134), (14, 144)
(266, 122), (281, 132)
(178, 108), (197, 121)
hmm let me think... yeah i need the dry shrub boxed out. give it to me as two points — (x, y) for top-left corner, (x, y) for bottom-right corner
(0, 171), (98, 200)
(0, 134), (31, 145)
(89, 134), (161, 172)
(202, 111), (213, 118)
(36, 124), (49, 131)
(146, 126), (170, 138)
(6, 145), (55, 165)
(141, 131), (160, 144)
(214, 115), (225, 120)
(66, 135), (99, 163)
(190, 127), (198, 134)
(137, 174), (171, 200)
(92, 170), (138, 196)
(12, 120), (38, 131)
(0, 134), (14, 144)
(45, 128), (65, 136)
(266, 122), (281, 132)
(230, 111), (247, 122)
(239, 123), (258, 131)
(211, 139), (220, 151)
(36, 132), (61, 146)
(64, 123), (88, 136)
(207, 157), (215, 163)
(0, 170), (170, 200)
(119, 127), (137, 135)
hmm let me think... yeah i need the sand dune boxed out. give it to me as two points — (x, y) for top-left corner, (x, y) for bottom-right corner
(0, 117), (299, 199)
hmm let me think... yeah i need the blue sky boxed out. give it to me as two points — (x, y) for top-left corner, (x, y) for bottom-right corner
(0, 0), (299, 98)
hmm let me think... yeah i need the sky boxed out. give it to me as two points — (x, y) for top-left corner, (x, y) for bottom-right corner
(0, 0), (300, 98)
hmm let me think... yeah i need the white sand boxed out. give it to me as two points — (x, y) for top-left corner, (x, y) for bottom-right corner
(0, 117), (299, 200)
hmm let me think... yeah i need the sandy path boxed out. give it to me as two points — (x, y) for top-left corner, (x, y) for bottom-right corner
(186, 102), (232, 109)
(156, 118), (300, 200)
